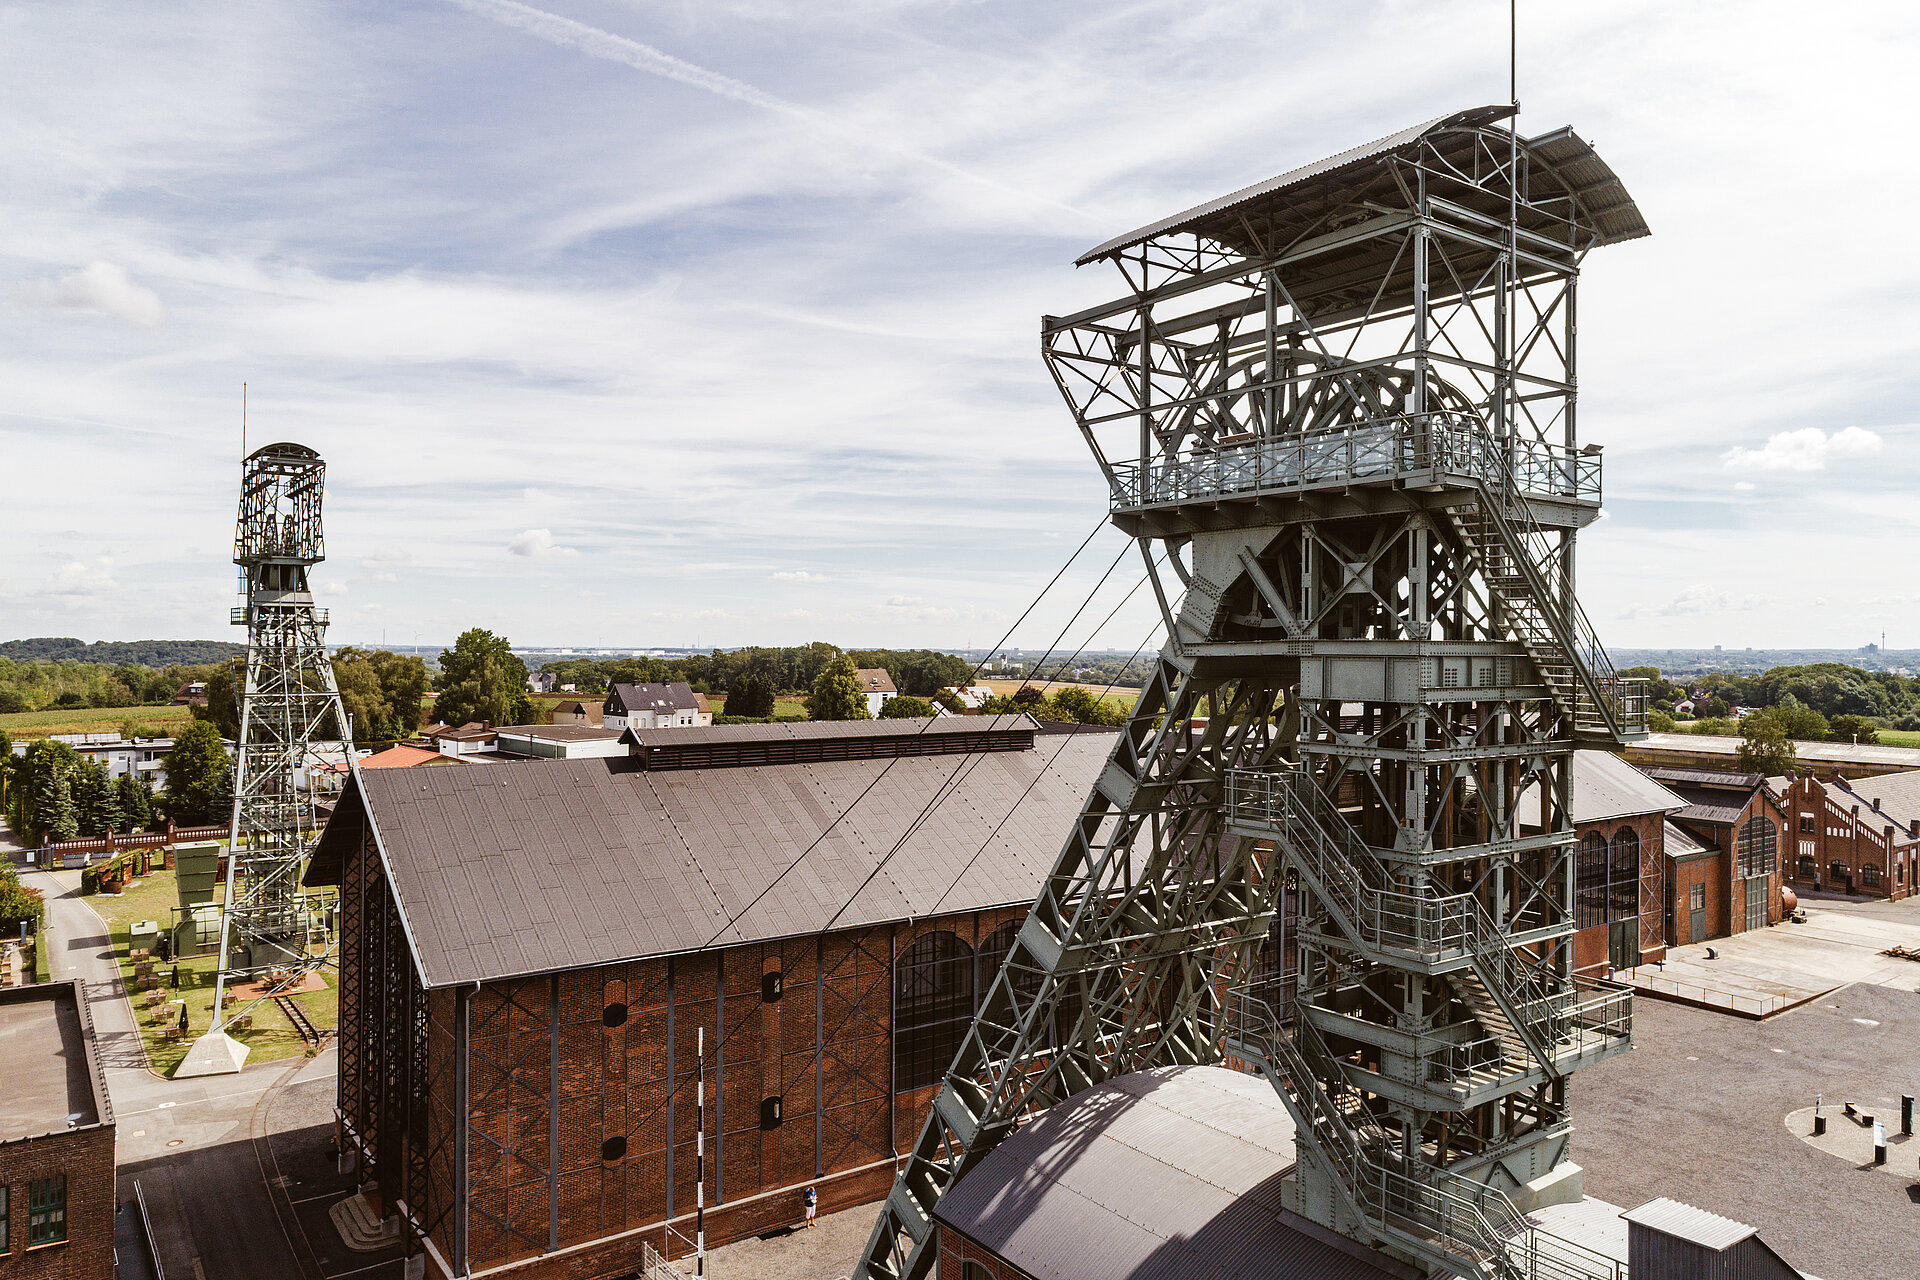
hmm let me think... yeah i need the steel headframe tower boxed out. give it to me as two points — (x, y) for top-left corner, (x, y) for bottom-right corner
(179, 442), (353, 1078)
(858, 106), (1650, 1280)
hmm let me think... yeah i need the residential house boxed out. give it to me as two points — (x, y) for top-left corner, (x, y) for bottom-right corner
(170, 681), (209, 707)
(601, 682), (712, 731)
(526, 671), (558, 694)
(855, 668), (897, 717)
(422, 723), (497, 756)
(548, 699), (600, 726)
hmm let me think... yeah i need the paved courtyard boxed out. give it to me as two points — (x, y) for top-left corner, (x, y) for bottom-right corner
(1572, 980), (1920, 1280)
(1622, 895), (1920, 1016)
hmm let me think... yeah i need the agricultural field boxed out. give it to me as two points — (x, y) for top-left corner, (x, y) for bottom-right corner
(85, 864), (337, 1075)
(0, 701), (194, 740)
(708, 694), (810, 719)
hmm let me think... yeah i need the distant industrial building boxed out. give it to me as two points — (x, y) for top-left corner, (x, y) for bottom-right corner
(1627, 732), (1920, 780)
(307, 717), (1107, 1279)
(1776, 768), (1920, 899)
(0, 981), (115, 1278)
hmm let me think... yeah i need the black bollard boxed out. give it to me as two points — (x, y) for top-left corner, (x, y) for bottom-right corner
(1904, 1095), (1914, 1137)
(1816, 1094), (1827, 1136)
(1875, 1119), (1888, 1165)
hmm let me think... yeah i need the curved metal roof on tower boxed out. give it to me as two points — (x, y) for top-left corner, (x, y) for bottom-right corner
(1076, 104), (1647, 266)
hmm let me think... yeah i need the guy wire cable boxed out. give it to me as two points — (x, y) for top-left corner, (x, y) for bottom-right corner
(822, 553), (1163, 933)
(698, 515), (1114, 948)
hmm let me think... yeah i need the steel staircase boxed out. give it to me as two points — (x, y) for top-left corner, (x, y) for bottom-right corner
(1231, 766), (1572, 1078)
(1429, 417), (1646, 744)
(1224, 988), (1624, 1280)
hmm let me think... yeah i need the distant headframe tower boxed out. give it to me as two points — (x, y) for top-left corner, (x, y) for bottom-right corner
(860, 107), (1649, 1279)
(179, 442), (353, 1077)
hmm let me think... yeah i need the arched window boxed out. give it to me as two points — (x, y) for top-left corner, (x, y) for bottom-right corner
(895, 931), (973, 1092)
(963, 1263), (992, 1280)
(1736, 817), (1777, 879)
(977, 921), (1025, 1008)
(1829, 861), (1850, 884)
(1609, 828), (1642, 924)
(1576, 831), (1609, 930)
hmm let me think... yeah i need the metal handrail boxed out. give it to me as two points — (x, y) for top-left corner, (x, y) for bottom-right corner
(1226, 987), (1624, 1280)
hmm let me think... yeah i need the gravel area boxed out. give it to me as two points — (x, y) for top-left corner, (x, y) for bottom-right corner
(695, 1202), (875, 1280)
(1571, 981), (1920, 1280)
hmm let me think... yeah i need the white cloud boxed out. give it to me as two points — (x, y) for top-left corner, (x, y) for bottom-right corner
(771, 570), (829, 582)
(372, 571), (398, 584)
(1621, 584), (1770, 620)
(322, 580), (349, 594)
(885, 594), (923, 608)
(19, 261), (165, 326)
(507, 528), (579, 557)
(1732, 481), (1756, 492)
(1722, 426), (1882, 472)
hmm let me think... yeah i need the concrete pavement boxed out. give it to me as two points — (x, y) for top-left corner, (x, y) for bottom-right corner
(20, 859), (389, 1279)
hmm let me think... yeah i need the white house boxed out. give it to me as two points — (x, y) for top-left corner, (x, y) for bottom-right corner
(424, 723), (498, 755)
(527, 671), (558, 694)
(44, 733), (176, 788)
(855, 669), (898, 718)
(602, 682), (713, 730)
(494, 725), (628, 759)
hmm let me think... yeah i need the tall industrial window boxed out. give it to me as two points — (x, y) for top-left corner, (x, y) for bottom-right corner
(895, 931), (974, 1092)
(0, 1185), (7, 1250)
(1863, 864), (1881, 887)
(1609, 828), (1641, 923)
(1736, 817), (1777, 879)
(28, 1175), (65, 1246)
(1576, 831), (1610, 929)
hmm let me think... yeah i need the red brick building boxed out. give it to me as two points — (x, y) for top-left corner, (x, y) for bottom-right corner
(0, 982), (116, 1280)
(1556, 752), (1687, 977)
(307, 718), (1111, 1279)
(1643, 768), (1788, 943)
(1775, 769), (1920, 900)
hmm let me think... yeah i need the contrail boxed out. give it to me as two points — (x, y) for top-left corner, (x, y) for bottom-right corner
(446, 0), (1085, 219)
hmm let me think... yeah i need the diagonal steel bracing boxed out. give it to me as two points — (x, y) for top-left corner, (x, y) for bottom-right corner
(859, 108), (1651, 1280)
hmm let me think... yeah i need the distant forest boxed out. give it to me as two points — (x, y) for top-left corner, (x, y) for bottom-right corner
(0, 637), (246, 666)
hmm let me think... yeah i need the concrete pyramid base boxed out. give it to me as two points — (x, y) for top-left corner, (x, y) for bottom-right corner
(174, 1027), (250, 1077)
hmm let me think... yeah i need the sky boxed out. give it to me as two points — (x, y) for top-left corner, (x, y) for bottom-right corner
(3, 0), (1918, 656)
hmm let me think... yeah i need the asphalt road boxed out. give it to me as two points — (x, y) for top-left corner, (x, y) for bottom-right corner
(17, 848), (397, 1280)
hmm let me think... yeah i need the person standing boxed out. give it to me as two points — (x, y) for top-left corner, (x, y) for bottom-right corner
(804, 1184), (817, 1228)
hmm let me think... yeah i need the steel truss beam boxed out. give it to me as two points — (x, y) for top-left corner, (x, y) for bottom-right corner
(859, 116), (1645, 1280)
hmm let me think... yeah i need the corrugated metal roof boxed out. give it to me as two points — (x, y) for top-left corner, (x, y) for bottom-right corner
(1620, 1197), (1756, 1251)
(1642, 766), (1766, 790)
(1637, 733), (1920, 768)
(1517, 749), (1685, 826)
(1665, 786), (1749, 827)
(626, 716), (1034, 749)
(1074, 106), (1646, 270)
(307, 734), (1111, 989)
(1663, 819), (1711, 859)
(934, 1065), (1403, 1280)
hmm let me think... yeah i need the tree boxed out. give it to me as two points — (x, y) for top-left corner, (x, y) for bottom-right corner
(878, 695), (935, 719)
(0, 727), (10, 809)
(115, 773), (155, 831)
(72, 758), (122, 838)
(1050, 686), (1124, 726)
(1770, 694), (1828, 742)
(1646, 709), (1677, 734)
(1735, 710), (1797, 776)
(195, 658), (244, 740)
(434, 629), (533, 728)
(806, 653), (871, 722)
(164, 721), (232, 826)
(15, 740), (81, 843)
(728, 672), (777, 719)
(0, 864), (43, 935)
(1827, 714), (1880, 745)
(931, 688), (965, 714)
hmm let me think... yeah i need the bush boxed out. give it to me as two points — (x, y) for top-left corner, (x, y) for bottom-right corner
(878, 695), (935, 720)
(1827, 714), (1879, 745)
(53, 691), (89, 708)
(1646, 709), (1677, 734)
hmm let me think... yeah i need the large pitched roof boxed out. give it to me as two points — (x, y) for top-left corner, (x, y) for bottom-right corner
(308, 734), (1114, 989)
(934, 1066), (1402, 1280)
(606, 682), (702, 715)
(1517, 750), (1685, 827)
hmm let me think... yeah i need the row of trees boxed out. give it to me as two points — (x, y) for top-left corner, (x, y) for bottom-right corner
(538, 644), (974, 702)
(196, 647), (435, 744)
(0, 721), (234, 844)
(0, 655), (230, 714)
(1631, 662), (1920, 728)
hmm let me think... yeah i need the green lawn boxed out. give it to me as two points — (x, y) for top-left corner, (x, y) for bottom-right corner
(0, 702), (195, 740)
(1871, 729), (1920, 748)
(85, 866), (338, 1075)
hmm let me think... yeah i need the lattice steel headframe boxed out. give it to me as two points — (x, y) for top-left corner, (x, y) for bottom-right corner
(858, 106), (1650, 1280)
(181, 441), (353, 1077)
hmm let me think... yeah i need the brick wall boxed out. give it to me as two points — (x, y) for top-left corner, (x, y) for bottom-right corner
(1571, 810), (1669, 977)
(338, 829), (1029, 1280)
(1667, 854), (1720, 948)
(1778, 774), (1918, 901)
(937, 1223), (1027, 1280)
(0, 1127), (116, 1280)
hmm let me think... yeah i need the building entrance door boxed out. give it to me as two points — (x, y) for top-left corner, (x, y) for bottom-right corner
(1688, 883), (1706, 945)
(1608, 919), (1638, 971)
(1744, 876), (1769, 933)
